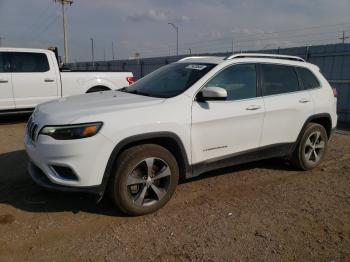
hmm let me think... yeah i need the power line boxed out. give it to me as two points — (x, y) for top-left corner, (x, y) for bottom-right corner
(339, 31), (349, 43)
(167, 21), (350, 49)
(25, 3), (57, 40)
(27, 14), (60, 43)
(163, 27), (350, 52)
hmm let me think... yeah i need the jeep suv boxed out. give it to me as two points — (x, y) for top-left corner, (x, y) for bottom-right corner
(25, 54), (337, 215)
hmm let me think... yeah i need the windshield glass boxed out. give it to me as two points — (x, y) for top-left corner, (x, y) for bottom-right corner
(121, 62), (216, 98)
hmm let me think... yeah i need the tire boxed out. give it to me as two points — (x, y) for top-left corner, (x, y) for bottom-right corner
(86, 86), (110, 93)
(291, 123), (328, 170)
(109, 144), (179, 216)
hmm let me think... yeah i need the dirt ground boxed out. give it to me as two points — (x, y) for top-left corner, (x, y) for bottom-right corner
(0, 115), (349, 262)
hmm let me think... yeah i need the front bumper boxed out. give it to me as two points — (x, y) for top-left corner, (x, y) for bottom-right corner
(24, 131), (115, 192)
(28, 161), (102, 194)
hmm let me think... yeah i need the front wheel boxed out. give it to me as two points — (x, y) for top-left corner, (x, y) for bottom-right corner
(291, 123), (328, 170)
(109, 144), (179, 216)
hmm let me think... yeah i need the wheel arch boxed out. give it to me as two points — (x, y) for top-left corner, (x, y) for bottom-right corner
(86, 85), (111, 93)
(100, 132), (191, 195)
(306, 113), (333, 139)
(290, 113), (333, 157)
(83, 78), (115, 93)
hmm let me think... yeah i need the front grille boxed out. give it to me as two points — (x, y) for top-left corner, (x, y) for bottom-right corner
(27, 117), (39, 142)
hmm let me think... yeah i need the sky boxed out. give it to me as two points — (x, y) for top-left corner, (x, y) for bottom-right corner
(0, 0), (350, 62)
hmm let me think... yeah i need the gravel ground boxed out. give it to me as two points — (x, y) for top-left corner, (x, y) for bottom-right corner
(0, 115), (349, 261)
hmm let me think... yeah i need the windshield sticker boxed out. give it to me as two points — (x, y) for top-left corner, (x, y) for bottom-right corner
(186, 64), (207, 70)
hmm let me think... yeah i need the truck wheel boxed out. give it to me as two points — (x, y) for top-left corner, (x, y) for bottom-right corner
(291, 123), (328, 170)
(109, 144), (179, 216)
(86, 86), (110, 93)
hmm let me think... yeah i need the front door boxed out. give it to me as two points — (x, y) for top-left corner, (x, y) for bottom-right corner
(191, 63), (265, 164)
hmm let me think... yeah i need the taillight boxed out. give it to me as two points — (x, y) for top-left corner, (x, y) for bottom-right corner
(332, 86), (337, 97)
(126, 76), (136, 85)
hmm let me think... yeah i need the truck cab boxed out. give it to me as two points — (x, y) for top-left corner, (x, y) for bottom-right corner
(0, 48), (60, 111)
(0, 47), (134, 113)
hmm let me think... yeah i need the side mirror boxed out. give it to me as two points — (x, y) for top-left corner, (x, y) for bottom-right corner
(198, 86), (227, 101)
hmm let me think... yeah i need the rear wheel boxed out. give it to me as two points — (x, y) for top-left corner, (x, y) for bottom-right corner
(291, 123), (328, 170)
(109, 144), (179, 216)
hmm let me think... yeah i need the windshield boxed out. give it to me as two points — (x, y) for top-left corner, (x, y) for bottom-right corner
(121, 62), (216, 98)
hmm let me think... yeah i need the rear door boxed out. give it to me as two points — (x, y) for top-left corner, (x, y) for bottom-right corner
(260, 63), (314, 147)
(0, 52), (15, 110)
(10, 51), (59, 108)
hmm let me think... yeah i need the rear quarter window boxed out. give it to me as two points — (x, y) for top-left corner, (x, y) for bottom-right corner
(11, 52), (50, 73)
(297, 67), (320, 90)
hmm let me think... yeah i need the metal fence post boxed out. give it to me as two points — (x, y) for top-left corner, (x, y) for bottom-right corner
(305, 46), (310, 61)
(140, 61), (144, 78)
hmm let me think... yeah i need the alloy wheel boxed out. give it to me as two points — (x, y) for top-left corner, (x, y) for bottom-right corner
(303, 131), (325, 165)
(126, 157), (172, 207)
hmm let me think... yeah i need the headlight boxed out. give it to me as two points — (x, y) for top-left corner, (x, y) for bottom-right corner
(40, 122), (103, 140)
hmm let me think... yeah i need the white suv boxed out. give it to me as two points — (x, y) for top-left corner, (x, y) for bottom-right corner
(25, 54), (338, 215)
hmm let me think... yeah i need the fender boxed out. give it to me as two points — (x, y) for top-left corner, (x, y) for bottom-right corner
(288, 113), (332, 155)
(82, 78), (115, 92)
(99, 132), (191, 196)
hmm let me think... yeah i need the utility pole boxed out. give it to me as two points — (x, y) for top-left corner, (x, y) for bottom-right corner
(189, 48), (192, 55)
(104, 48), (106, 61)
(54, 0), (73, 64)
(0, 37), (3, 47)
(231, 39), (234, 54)
(339, 31), (349, 44)
(168, 22), (179, 56)
(91, 38), (94, 70)
(112, 41), (115, 60)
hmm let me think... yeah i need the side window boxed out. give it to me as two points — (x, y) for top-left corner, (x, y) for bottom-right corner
(0, 53), (4, 72)
(261, 64), (299, 96)
(297, 67), (320, 90)
(0, 53), (10, 72)
(204, 64), (257, 101)
(11, 52), (50, 72)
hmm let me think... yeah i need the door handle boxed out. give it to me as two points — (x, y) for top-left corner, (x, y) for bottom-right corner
(299, 98), (310, 103)
(0, 79), (9, 83)
(44, 78), (55, 83)
(246, 105), (262, 111)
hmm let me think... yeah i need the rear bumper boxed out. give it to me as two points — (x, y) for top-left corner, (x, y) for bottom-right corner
(28, 161), (103, 194)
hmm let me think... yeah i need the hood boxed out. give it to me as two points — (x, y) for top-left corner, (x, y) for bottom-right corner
(35, 90), (164, 124)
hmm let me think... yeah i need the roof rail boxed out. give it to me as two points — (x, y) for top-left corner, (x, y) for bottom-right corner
(225, 53), (305, 62)
(178, 56), (215, 61)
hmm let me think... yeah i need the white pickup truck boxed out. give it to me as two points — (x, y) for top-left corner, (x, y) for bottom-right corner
(0, 48), (134, 113)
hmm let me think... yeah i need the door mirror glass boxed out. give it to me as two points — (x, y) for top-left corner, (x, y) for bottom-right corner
(199, 86), (227, 101)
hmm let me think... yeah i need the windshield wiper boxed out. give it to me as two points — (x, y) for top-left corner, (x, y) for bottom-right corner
(118, 86), (128, 92)
(118, 87), (152, 97)
(130, 90), (151, 96)
(120, 89), (151, 97)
